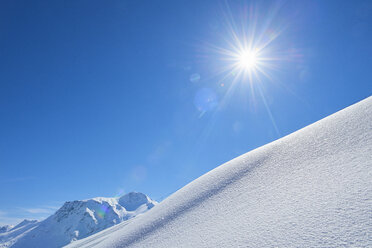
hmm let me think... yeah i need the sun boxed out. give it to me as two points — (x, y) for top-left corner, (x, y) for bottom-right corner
(238, 50), (258, 70)
(204, 2), (284, 86)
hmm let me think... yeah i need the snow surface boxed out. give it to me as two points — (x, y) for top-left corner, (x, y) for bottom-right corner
(0, 220), (38, 248)
(0, 192), (156, 248)
(67, 96), (372, 248)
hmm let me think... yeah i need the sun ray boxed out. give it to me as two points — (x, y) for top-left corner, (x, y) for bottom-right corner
(197, 1), (290, 138)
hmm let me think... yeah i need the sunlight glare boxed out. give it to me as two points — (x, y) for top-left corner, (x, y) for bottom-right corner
(238, 50), (258, 70)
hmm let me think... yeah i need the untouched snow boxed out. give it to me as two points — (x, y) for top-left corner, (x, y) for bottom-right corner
(1, 192), (156, 248)
(67, 96), (372, 248)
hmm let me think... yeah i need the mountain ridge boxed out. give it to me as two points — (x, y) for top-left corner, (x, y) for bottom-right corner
(0, 192), (156, 248)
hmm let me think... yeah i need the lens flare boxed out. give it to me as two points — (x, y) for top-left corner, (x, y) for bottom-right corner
(96, 205), (109, 219)
(194, 88), (218, 116)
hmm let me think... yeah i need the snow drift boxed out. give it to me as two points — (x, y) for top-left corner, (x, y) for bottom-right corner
(67, 96), (372, 248)
(1, 192), (156, 248)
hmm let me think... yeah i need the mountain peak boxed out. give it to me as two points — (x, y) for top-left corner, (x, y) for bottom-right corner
(118, 192), (155, 211)
(1, 192), (157, 248)
(0, 225), (13, 233)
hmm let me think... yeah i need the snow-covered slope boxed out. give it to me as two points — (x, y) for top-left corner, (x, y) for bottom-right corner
(0, 220), (38, 248)
(67, 96), (372, 248)
(0, 226), (13, 234)
(1, 192), (156, 248)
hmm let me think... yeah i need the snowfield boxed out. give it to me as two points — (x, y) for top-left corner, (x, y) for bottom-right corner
(67, 96), (372, 248)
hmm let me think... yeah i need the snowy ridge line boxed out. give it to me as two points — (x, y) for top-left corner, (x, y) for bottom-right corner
(111, 156), (269, 247)
(110, 96), (369, 246)
(0, 220), (38, 248)
(67, 96), (372, 248)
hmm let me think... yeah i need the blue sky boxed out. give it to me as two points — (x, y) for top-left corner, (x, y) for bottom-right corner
(0, 0), (371, 225)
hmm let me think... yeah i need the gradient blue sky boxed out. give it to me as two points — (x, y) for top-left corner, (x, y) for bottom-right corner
(1, 0), (371, 225)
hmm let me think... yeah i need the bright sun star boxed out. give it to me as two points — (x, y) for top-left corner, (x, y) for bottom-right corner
(202, 1), (285, 137)
(238, 50), (258, 70)
(205, 2), (285, 87)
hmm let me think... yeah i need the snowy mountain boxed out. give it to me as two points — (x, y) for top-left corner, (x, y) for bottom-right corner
(0, 220), (38, 248)
(67, 96), (372, 248)
(0, 192), (156, 248)
(0, 226), (13, 234)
